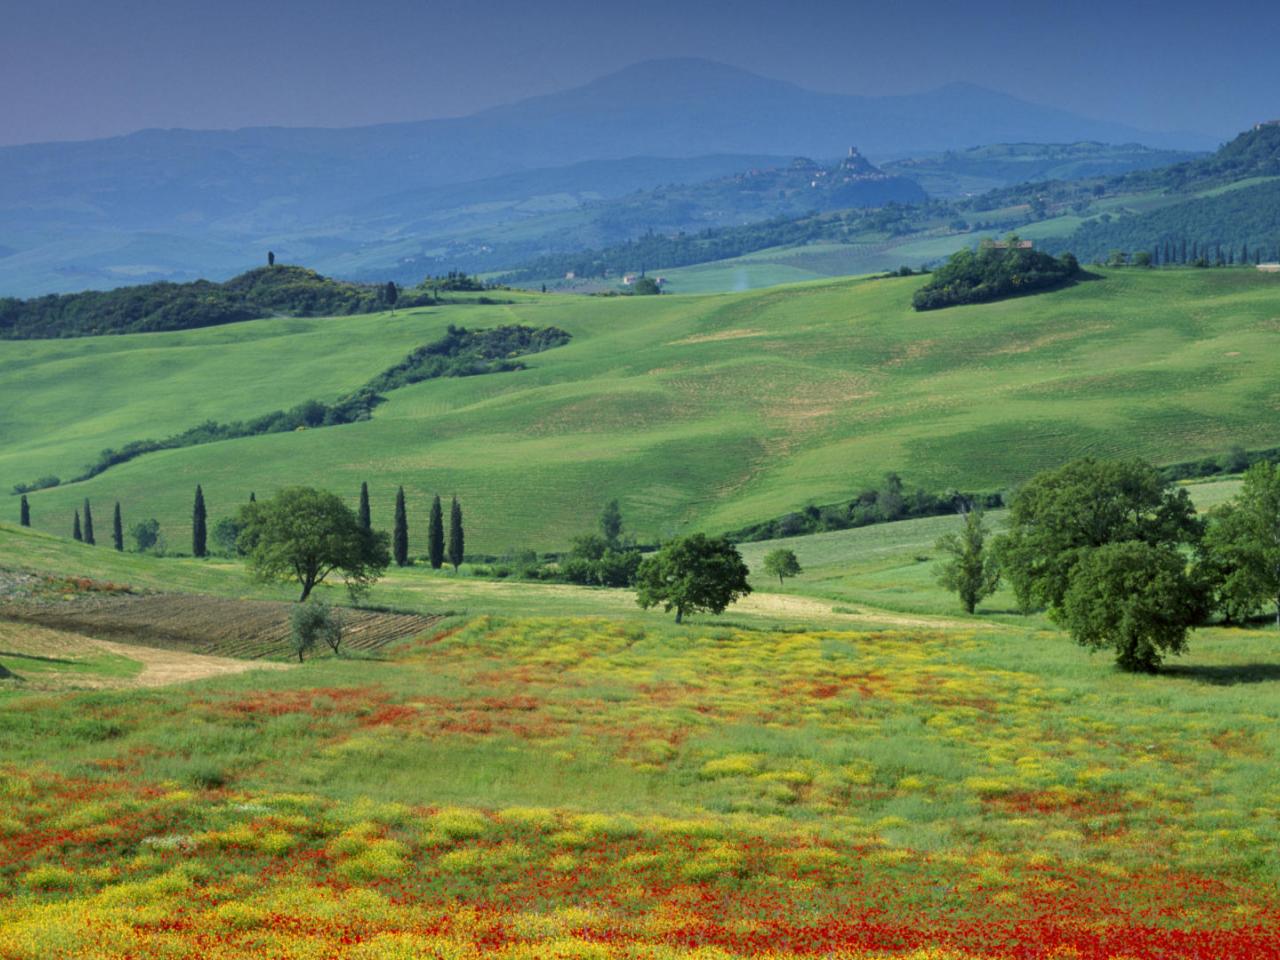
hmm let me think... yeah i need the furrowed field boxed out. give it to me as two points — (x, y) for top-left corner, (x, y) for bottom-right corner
(7, 268), (1280, 553)
(2, 515), (1279, 959)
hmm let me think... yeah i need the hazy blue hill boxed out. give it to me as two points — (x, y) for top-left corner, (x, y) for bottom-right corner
(0, 58), (1209, 296)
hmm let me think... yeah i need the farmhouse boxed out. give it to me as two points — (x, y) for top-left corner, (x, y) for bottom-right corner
(1258, 263), (1280, 273)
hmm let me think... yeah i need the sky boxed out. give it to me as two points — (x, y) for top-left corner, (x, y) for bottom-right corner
(1, 0), (1276, 147)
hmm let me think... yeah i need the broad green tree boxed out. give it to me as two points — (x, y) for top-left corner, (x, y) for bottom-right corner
(636, 534), (751, 623)
(995, 458), (1200, 614)
(1202, 462), (1280, 626)
(935, 510), (1000, 613)
(428, 494), (445, 569)
(131, 519), (162, 554)
(1060, 541), (1204, 672)
(762, 548), (802, 588)
(238, 487), (390, 601)
(192, 485), (208, 558)
(393, 486), (409, 567)
(448, 497), (465, 572)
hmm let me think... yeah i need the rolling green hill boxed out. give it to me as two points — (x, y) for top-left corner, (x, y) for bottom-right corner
(7, 268), (1280, 556)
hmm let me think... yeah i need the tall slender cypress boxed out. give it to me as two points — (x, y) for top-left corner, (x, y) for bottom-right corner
(113, 502), (124, 551)
(427, 494), (445, 569)
(82, 499), (95, 545)
(448, 496), (464, 572)
(393, 486), (409, 567)
(19, 495), (29, 527)
(193, 485), (208, 558)
(249, 491), (256, 503)
(358, 482), (372, 532)
(73, 510), (82, 542)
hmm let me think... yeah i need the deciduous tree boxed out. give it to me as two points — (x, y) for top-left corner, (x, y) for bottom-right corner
(762, 548), (802, 588)
(935, 509), (1001, 613)
(1202, 462), (1280, 626)
(238, 487), (389, 601)
(636, 534), (751, 623)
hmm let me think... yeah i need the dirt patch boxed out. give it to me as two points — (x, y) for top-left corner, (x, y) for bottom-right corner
(0, 620), (289, 689)
(735, 592), (972, 629)
(0, 593), (442, 660)
(670, 328), (768, 345)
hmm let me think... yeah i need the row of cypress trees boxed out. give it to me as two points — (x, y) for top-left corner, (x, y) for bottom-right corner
(365, 481), (463, 570)
(29, 482), (462, 569)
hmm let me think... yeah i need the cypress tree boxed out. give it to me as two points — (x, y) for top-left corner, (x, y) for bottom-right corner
(19, 495), (29, 527)
(249, 491), (256, 502)
(358, 482), (371, 531)
(1180, 238), (1187, 263)
(193, 485), (208, 558)
(393, 486), (409, 567)
(448, 496), (464, 572)
(82, 499), (95, 545)
(113, 502), (124, 551)
(428, 494), (445, 569)
(73, 510), (82, 542)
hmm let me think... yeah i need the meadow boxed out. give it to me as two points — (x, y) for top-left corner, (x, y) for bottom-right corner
(7, 268), (1280, 556)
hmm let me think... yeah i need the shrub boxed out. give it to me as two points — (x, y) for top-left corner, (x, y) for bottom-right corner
(290, 600), (344, 662)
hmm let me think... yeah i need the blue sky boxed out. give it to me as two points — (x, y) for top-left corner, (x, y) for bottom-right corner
(1, 0), (1275, 146)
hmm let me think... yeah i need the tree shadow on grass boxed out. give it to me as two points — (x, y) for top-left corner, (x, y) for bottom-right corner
(0, 649), (74, 665)
(1161, 663), (1280, 685)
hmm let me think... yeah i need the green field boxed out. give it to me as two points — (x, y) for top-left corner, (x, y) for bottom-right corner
(7, 268), (1280, 557)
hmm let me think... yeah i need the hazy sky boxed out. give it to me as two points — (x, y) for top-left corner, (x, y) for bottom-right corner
(2, 0), (1276, 146)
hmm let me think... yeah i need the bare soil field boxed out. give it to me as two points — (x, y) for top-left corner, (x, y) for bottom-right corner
(0, 593), (442, 660)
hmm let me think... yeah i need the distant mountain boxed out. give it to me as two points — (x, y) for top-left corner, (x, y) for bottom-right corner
(0, 57), (1213, 296)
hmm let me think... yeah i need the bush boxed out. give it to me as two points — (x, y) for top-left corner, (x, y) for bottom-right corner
(912, 241), (1081, 311)
(289, 600), (343, 662)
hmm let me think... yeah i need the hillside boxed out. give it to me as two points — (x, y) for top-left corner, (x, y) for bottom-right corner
(0, 265), (415, 338)
(882, 141), (1201, 198)
(0, 58), (1209, 298)
(6, 268), (1280, 556)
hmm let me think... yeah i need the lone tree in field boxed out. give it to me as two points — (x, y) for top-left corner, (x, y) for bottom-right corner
(1061, 541), (1205, 672)
(19, 495), (29, 527)
(112, 503), (124, 551)
(192, 485), (208, 558)
(448, 496), (465, 572)
(762, 548), (802, 588)
(82, 499), (95, 545)
(935, 509), (1000, 614)
(72, 511), (82, 542)
(1202, 461), (1280, 626)
(393, 486), (409, 567)
(385, 282), (399, 312)
(636, 534), (751, 623)
(289, 600), (343, 663)
(600, 499), (624, 545)
(131, 518), (162, 554)
(358, 482), (372, 532)
(428, 494), (445, 569)
(994, 457), (1201, 615)
(238, 487), (390, 601)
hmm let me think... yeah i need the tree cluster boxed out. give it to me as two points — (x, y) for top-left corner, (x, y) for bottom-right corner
(912, 242), (1082, 311)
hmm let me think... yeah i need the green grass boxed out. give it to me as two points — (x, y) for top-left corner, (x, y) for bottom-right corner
(7, 269), (1280, 556)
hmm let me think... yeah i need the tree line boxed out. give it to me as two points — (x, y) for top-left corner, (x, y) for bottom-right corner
(912, 241), (1082, 311)
(932, 457), (1280, 672)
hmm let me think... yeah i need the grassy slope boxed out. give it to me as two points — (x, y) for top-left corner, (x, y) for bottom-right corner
(7, 269), (1280, 555)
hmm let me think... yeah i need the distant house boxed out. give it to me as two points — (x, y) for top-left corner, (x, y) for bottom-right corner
(564, 271), (576, 280)
(1258, 263), (1280, 273)
(622, 273), (638, 286)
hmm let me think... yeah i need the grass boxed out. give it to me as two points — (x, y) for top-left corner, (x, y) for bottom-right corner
(8, 269), (1280, 560)
(1, 610), (1277, 957)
